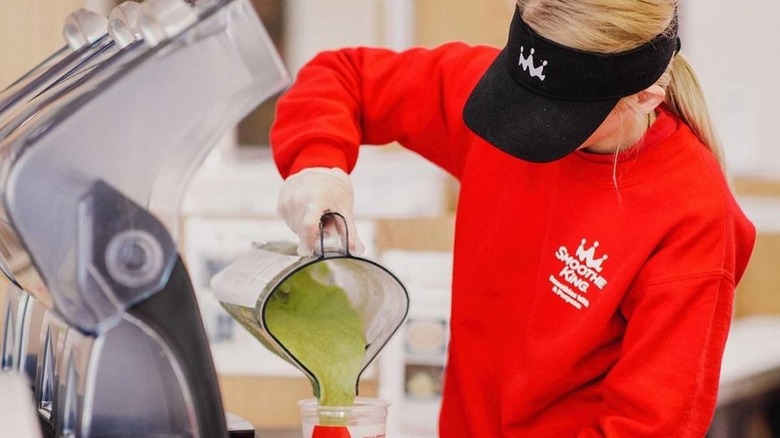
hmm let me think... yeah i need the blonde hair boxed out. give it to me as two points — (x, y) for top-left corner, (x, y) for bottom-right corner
(517, 0), (725, 167)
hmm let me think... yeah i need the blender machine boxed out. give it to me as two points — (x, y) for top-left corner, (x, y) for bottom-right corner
(0, 0), (291, 436)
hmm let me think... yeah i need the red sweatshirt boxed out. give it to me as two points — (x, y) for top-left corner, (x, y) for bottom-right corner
(270, 43), (756, 437)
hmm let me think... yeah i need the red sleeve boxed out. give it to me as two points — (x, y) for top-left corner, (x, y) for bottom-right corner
(269, 43), (497, 178)
(578, 208), (755, 437)
(578, 274), (733, 437)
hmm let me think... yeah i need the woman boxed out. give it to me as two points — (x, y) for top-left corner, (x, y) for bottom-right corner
(270, 0), (756, 436)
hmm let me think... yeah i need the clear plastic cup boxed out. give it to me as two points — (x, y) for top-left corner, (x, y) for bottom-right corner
(298, 398), (389, 438)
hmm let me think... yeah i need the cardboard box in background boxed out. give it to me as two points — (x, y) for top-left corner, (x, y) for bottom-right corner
(733, 176), (780, 318)
(734, 232), (780, 317)
(735, 177), (780, 198)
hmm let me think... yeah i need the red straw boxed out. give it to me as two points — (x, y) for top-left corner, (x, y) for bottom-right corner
(312, 425), (352, 438)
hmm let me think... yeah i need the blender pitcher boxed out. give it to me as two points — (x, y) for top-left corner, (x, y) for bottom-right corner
(211, 213), (409, 403)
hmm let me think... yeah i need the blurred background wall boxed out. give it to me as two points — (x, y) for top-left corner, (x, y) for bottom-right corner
(681, 1), (780, 177)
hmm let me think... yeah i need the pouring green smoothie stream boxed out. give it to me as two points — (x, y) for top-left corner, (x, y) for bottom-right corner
(223, 261), (367, 425)
(266, 262), (367, 408)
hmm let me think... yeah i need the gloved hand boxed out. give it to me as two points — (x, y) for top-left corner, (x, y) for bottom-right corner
(277, 167), (366, 257)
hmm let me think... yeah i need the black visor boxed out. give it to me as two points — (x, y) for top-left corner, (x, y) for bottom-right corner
(463, 7), (680, 162)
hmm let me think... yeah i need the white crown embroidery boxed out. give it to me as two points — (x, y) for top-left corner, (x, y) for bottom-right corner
(576, 239), (608, 272)
(518, 46), (547, 81)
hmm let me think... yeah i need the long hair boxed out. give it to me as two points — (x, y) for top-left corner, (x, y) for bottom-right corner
(517, 0), (724, 168)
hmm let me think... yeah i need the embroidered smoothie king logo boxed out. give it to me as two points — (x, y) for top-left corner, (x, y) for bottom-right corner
(548, 238), (610, 310)
(518, 46), (547, 81)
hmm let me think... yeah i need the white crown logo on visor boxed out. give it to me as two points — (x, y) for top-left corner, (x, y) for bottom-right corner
(518, 46), (547, 81)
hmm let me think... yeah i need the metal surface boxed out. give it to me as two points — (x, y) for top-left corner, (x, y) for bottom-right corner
(0, 0), (289, 333)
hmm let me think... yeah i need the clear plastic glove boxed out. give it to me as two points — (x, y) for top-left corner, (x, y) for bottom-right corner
(277, 167), (366, 257)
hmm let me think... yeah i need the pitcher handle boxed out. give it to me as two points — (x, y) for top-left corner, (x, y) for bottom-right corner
(317, 211), (351, 257)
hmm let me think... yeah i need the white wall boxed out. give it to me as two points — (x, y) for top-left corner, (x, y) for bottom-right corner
(681, 1), (780, 177)
(382, 0), (415, 50)
(284, 0), (382, 74)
